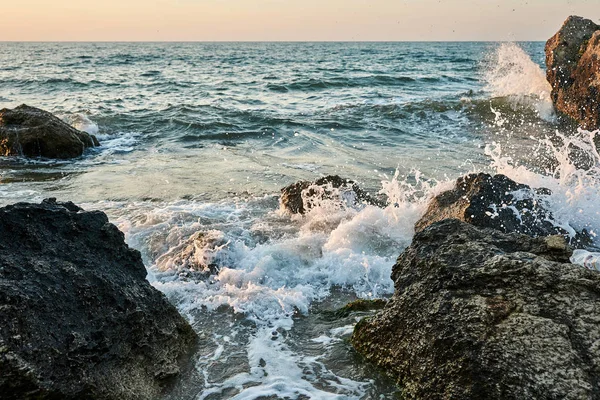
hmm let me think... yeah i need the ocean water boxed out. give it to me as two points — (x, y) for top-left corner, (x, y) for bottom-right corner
(1, 42), (599, 399)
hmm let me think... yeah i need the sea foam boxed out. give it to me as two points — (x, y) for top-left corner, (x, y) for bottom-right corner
(100, 170), (441, 398)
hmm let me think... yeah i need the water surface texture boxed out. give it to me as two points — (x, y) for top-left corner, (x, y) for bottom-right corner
(2, 42), (599, 399)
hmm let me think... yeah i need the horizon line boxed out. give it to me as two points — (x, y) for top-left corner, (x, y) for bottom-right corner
(0, 40), (547, 44)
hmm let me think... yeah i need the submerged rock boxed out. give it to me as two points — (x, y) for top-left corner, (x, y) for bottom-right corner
(0, 199), (197, 399)
(415, 173), (574, 238)
(0, 104), (100, 159)
(545, 16), (600, 130)
(280, 175), (385, 215)
(352, 219), (600, 399)
(155, 230), (229, 279)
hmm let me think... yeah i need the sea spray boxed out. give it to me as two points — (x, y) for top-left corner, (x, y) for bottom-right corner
(486, 128), (600, 245)
(3, 41), (599, 399)
(483, 42), (555, 121)
(63, 113), (100, 135)
(98, 171), (442, 398)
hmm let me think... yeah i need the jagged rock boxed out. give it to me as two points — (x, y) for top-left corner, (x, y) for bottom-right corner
(280, 175), (385, 215)
(415, 173), (571, 237)
(0, 199), (197, 399)
(0, 104), (100, 159)
(545, 16), (600, 130)
(352, 219), (600, 400)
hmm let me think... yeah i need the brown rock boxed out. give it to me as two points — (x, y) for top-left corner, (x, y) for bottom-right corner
(545, 16), (600, 130)
(352, 219), (600, 400)
(415, 173), (591, 247)
(280, 175), (385, 215)
(0, 104), (100, 159)
(415, 173), (563, 235)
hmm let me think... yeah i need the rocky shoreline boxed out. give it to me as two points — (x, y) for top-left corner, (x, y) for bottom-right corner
(352, 219), (600, 399)
(0, 14), (599, 400)
(278, 16), (600, 397)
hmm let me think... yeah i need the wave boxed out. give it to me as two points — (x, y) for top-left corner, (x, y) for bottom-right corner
(140, 70), (162, 77)
(86, 166), (454, 398)
(266, 75), (440, 92)
(482, 42), (555, 121)
(85, 95), (558, 149)
(63, 113), (99, 135)
(266, 73), (481, 92)
(0, 77), (121, 88)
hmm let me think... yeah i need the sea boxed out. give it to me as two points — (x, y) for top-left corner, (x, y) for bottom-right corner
(1, 42), (599, 399)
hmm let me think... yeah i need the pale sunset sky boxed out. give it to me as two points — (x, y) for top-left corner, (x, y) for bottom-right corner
(2, 0), (598, 42)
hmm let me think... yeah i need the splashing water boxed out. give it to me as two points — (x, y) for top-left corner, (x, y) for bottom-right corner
(90, 171), (443, 398)
(63, 113), (100, 135)
(486, 128), (600, 244)
(483, 43), (555, 121)
(3, 40), (600, 399)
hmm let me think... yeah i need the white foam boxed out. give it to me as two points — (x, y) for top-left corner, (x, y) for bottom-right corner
(64, 113), (100, 135)
(94, 132), (139, 154)
(486, 128), (600, 244)
(197, 326), (370, 399)
(483, 43), (555, 122)
(0, 186), (42, 206)
(97, 171), (444, 397)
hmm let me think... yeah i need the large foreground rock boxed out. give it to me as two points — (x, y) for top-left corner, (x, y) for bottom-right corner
(0, 104), (100, 159)
(545, 16), (600, 130)
(414, 173), (590, 246)
(280, 175), (385, 214)
(0, 199), (197, 399)
(352, 219), (600, 399)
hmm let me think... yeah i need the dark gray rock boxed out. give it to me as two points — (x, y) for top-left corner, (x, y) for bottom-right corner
(545, 16), (600, 130)
(352, 219), (600, 400)
(280, 175), (385, 215)
(0, 199), (197, 399)
(0, 104), (100, 159)
(414, 173), (590, 246)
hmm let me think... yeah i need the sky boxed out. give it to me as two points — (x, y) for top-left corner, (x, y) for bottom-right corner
(1, 0), (598, 41)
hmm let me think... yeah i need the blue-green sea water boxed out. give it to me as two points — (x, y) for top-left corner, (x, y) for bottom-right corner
(2, 42), (598, 399)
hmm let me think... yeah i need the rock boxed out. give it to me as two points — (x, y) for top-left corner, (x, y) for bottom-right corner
(415, 173), (571, 238)
(0, 104), (100, 159)
(280, 175), (385, 215)
(352, 219), (600, 400)
(545, 16), (600, 130)
(0, 199), (197, 399)
(328, 299), (388, 319)
(155, 230), (229, 279)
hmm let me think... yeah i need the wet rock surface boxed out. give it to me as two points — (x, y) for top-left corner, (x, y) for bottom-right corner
(0, 104), (100, 159)
(0, 199), (197, 400)
(352, 219), (600, 400)
(415, 173), (579, 239)
(280, 175), (385, 215)
(545, 16), (600, 130)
